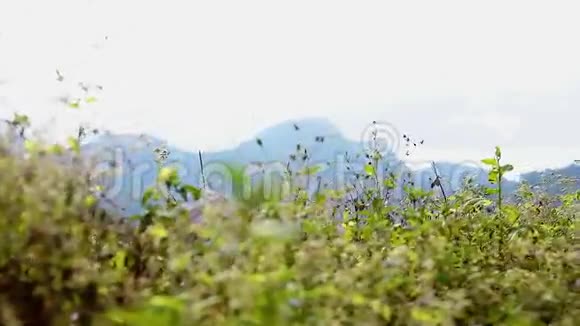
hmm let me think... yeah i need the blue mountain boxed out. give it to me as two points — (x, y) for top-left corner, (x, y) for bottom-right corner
(80, 118), (578, 215)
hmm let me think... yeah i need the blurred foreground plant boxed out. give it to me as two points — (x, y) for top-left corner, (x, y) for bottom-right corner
(0, 136), (578, 326)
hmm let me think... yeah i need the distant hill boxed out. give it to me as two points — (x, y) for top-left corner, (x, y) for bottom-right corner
(82, 118), (395, 214)
(51, 118), (577, 215)
(519, 164), (580, 193)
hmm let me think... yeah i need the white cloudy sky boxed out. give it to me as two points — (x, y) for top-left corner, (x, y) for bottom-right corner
(0, 0), (579, 172)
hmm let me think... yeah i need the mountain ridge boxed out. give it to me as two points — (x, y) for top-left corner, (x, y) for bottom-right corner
(79, 117), (578, 215)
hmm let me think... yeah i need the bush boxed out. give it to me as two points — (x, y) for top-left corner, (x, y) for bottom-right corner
(0, 140), (578, 326)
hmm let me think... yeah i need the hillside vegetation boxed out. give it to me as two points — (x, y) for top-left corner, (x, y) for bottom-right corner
(0, 126), (578, 325)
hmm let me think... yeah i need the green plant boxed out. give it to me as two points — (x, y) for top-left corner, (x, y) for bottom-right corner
(481, 146), (514, 214)
(0, 130), (578, 326)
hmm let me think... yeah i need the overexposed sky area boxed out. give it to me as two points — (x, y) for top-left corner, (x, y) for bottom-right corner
(0, 0), (579, 172)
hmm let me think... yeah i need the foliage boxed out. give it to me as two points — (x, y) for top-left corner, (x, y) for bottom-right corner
(0, 135), (578, 326)
(481, 146), (514, 213)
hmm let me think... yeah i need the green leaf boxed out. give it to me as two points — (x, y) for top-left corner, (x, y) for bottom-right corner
(13, 113), (30, 126)
(501, 164), (514, 173)
(148, 223), (169, 239)
(129, 214), (143, 221)
(481, 158), (496, 166)
(84, 195), (97, 208)
(158, 167), (180, 186)
(142, 188), (159, 206)
(383, 177), (396, 189)
(411, 307), (439, 323)
(111, 250), (127, 271)
(181, 185), (202, 200)
(24, 139), (40, 153)
(342, 210), (350, 221)
(85, 96), (98, 104)
(364, 164), (376, 176)
(485, 188), (499, 195)
(488, 171), (498, 184)
(68, 99), (81, 109)
(504, 206), (520, 224)
(480, 199), (494, 207)
(301, 164), (323, 176)
(67, 137), (80, 154)
(495, 146), (502, 159)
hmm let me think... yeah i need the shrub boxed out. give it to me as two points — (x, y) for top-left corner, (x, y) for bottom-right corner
(0, 139), (578, 326)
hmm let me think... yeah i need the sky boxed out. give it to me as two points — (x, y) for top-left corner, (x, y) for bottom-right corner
(0, 0), (579, 172)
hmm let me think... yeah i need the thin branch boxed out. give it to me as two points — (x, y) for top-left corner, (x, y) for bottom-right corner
(198, 150), (207, 190)
(431, 161), (447, 203)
